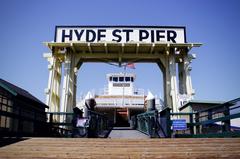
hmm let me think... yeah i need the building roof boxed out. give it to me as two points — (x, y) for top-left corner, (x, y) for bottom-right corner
(179, 100), (224, 111)
(225, 97), (240, 105)
(0, 79), (48, 108)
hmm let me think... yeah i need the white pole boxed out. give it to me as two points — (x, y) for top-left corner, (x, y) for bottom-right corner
(122, 66), (126, 108)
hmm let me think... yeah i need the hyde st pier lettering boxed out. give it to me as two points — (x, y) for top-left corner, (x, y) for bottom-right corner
(60, 29), (177, 43)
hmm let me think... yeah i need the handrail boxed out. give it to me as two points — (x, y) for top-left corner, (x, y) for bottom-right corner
(195, 99), (236, 114)
(170, 112), (195, 115)
(46, 112), (74, 115)
(166, 98), (240, 138)
(194, 112), (240, 126)
(47, 110), (110, 138)
(136, 110), (161, 138)
(195, 102), (240, 121)
(87, 110), (110, 137)
(88, 110), (107, 118)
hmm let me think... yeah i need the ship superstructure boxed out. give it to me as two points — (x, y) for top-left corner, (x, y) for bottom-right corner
(78, 73), (163, 126)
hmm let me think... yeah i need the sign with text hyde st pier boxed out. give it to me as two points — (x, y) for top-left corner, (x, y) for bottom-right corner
(55, 26), (186, 43)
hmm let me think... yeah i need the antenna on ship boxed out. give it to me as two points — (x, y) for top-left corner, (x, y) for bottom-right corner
(122, 65), (126, 107)
(122, 63), (136, 107)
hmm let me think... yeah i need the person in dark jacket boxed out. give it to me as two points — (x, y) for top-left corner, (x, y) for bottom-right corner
(72, 107), (86, 137)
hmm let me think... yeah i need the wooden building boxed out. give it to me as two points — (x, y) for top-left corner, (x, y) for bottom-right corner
(0, 79), (48, 137)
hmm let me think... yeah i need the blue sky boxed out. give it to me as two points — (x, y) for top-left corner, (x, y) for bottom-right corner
(0, 0), (240, 103)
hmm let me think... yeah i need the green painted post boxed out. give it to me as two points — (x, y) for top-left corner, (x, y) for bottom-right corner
(208, 109), (212, 120)
(49, 113), (53, 136)
(144, 117), (148, 134)
(223, 105), (231, 132)
(166, 108), (171, 138)
(195, 112), (200, 134)
(189, 113), (194, 135)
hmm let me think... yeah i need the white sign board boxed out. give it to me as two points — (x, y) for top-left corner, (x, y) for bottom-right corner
(55, 26), (186, 43)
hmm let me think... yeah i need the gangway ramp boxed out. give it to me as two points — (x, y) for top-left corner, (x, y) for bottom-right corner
(1, 138), (240, 158)
(108, 127), (149, 139)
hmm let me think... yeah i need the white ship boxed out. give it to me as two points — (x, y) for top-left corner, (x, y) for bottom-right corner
(77, 72), (164, 127)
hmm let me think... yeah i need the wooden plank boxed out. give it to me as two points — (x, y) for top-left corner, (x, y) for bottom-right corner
(1, 138), (240, 159)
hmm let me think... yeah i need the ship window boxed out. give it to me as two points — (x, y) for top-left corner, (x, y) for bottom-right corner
(113, 77), (118, 82)
(119, 77), (124, 82)
(125, 77), (130, 82)
(109, 77), (112, 81)
(131, 77), (134, 82)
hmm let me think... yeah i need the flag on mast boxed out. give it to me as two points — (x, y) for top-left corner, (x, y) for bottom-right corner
(125, 63), (135, 69)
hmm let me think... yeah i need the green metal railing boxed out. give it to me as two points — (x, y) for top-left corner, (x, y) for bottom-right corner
(166, 98), (240, 138)
(47, 110), (110, 137)
(87, 110), (109, 137)
(47, 112), (74, 137)
(136, 110), (161, 138)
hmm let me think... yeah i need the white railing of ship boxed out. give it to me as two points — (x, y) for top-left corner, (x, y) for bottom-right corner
(98, 87), (144, 96)
(95, 97), (145, 108)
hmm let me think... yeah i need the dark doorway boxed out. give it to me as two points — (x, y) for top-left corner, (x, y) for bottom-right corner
(115, 108), (129, 127)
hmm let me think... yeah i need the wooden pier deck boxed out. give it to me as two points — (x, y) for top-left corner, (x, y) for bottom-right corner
(1, 138), (240, 158)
